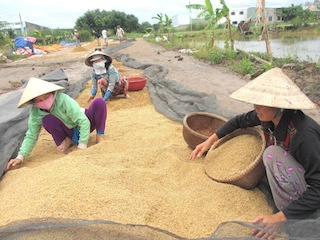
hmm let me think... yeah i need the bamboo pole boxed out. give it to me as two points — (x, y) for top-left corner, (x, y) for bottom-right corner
(236, 48), (271, 65)
(261, 0), (272, 58)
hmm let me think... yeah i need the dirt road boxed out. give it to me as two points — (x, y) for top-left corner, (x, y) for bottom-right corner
(118, 39), (320, 122)
(118, 39), (252, 114)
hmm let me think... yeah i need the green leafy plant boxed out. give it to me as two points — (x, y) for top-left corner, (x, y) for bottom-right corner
(239, 58), (253, 75)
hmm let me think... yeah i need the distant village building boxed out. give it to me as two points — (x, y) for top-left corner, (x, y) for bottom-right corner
(172, 7), (280, 29)
(172, 1), (320, 29)
(305, 0), (320, 18)
(229, 7), (280, 26)
(306, 0), (320, 8)
(172, 12), (206, 30)
(172, 13), (191, 28)
(229, 8), (248, 25)
(3, 21), (49, 36)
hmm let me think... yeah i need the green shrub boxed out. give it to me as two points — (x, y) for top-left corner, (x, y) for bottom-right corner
(239, 58), (253, 75)
(79, 30), (92, 42)
(223, 48), (236, 60)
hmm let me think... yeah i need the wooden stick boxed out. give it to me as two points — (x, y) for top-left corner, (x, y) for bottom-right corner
(236, 48), (271, 65)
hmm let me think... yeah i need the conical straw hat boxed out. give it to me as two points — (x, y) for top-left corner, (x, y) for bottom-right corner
(230, 68), (316, 109)
(85, 50), (112, 67)
(18, 77), (64, 108)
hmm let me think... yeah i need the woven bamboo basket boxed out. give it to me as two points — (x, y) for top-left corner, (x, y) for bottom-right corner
(182, 112), (227, 150)
(204, 128), (266, 190)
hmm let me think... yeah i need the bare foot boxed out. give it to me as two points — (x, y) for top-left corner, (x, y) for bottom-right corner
(96, 134), (104, 143)
(57, 137), (73, 153)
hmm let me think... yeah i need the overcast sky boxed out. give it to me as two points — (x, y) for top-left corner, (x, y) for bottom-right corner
(0, 0), (307, 29)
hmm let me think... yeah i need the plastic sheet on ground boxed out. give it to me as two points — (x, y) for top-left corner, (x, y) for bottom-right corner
(113, 50), (234, 123)
(34, 44), (67, 53)
(60, 41), (78, 47)
(1, 217), (320, 240)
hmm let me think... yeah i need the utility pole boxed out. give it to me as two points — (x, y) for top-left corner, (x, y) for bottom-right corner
(19, 13), (25, 36)
(261, 0), (272, 58)
(189, 1), (193, 31)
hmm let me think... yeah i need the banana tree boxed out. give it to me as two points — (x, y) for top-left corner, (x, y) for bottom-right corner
(186, 0), (216, 46)
(152, 13), (164, 35)
(186, 0), (233, 48)
(163, 14), (173, 40)
(218, 0), (234, 50)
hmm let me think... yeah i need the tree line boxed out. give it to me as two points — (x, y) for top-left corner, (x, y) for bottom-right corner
(74, 9), (152, 35)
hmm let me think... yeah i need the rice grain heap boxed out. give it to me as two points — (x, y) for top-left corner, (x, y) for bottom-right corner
(204, 129), (265, 189)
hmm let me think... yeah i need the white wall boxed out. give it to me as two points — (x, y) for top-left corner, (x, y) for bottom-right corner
(229, 8), (249, 25)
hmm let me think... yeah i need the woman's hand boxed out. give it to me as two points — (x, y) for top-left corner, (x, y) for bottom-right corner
(87, 95), (94, 103)
(6, 158), (23, 171)
(189, 133), (218, 160)
(252, 212), (287, 239)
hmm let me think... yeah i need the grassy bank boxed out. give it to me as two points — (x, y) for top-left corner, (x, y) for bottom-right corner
(147, 26), (320, 77)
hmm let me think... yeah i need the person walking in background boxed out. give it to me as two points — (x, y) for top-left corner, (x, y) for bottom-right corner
(6, 77), (107, 171)
(116, 25), (125, 43)
(190, 68), (320, 239)
(101, 29), (108, 46)
(73, 29), (81, 46)
(92, 30), (101, 46)
(85, 50), (129, 102)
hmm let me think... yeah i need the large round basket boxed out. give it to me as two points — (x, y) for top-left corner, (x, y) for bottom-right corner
(204, 128), (266, 190)
(182, 112), (228, 150)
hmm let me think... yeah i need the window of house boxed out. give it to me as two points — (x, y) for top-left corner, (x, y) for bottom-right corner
(232, 21), (238, 25)
(231, 12), (235, 15)
(268, 16), (273, 22)
(239, 11), (244, 15)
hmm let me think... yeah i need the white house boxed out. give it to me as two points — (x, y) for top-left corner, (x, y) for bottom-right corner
(172, 13), (191, 28)
(229, 8), (248, 25)
(2, 21), (49, 36)
(228, 7), (280, 26)
(171, 10), (203, 29)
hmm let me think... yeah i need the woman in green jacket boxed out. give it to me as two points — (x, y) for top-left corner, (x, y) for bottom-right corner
(6, 77), (107, 171)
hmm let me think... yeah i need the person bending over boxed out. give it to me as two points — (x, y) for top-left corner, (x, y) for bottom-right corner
(6, 77), (107, 171)
(190, 68), (320, 239)
(86, 50), (129, 103)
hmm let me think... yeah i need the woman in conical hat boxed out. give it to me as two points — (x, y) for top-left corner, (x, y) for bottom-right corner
(6, 77), (107, 171)
(85, 50), (129, 103)
(190, 68), (320, 237)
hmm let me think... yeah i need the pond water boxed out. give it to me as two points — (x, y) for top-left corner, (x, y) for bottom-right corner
(216, 36), (320, 62)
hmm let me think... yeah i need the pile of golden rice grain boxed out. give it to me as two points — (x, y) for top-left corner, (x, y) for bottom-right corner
(205, 134), (263, 181)
(0, 60), (273, 239)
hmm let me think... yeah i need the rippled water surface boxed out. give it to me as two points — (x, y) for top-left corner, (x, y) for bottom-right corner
(216, 36), (320, 62)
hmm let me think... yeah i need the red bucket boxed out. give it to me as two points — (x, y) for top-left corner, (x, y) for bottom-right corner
(127, 77), (147, 91)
